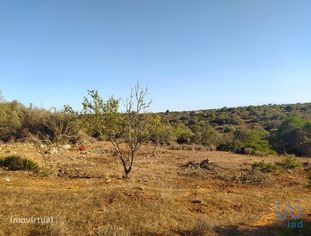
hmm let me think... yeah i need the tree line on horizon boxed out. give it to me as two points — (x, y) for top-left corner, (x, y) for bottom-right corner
(1, 88), (311, 165)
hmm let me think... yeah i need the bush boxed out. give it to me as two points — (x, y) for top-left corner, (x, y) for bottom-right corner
(252, 161), (277, 173)
(218, 129), (274, 156)
(0, 155), (39, 172)
(0, 100), (25, 141)
(276, 156), (301, 169)
(173, 123), (194, 144)
(22, 106), (81, 145)
(271, 117), (311, 156)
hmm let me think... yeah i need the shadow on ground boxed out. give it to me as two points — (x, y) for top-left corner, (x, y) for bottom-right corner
(214, 220), (311, 236)
(176, 220), (311, 236)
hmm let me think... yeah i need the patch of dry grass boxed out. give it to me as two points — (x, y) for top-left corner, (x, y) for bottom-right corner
(0, 142), (310, 235)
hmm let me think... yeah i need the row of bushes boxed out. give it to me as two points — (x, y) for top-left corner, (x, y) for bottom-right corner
(252, 156), (301, 173)
(0, 101), (81, 144)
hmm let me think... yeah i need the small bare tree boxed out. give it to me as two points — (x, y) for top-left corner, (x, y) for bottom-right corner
(83, 83), (153, 178)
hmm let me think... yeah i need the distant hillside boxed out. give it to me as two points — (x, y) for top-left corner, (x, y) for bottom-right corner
(160, 103), (311, 132)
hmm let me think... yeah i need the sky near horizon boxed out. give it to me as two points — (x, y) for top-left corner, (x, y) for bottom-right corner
(0, 0), (310, 112)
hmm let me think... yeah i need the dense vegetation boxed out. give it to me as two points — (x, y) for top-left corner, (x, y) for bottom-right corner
(1, 93), (311, 157)
(160, 103), (311, 156)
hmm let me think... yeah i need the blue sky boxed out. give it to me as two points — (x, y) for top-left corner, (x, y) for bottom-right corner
(0, 0), (310, 112)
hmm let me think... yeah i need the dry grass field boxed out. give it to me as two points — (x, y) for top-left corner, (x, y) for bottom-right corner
(0, 142), (310, 236)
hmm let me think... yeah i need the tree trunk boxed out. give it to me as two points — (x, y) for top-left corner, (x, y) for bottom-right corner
(123, 167), (131, 178)
(122, 159), (132, 178)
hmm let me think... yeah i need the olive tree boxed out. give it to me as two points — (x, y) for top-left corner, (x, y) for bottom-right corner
(82, 83), (154, 178)
(148, 115), (174, 157)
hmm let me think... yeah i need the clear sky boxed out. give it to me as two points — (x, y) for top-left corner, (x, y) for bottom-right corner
(0, 0), (310, 112)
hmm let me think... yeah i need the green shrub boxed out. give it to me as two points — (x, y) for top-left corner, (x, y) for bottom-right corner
(276, 156), (301, 169)
(25, 107), (80, 144)
(218, 129), (274, 156)
(271, 117), (311, 157)
(252, 161), (278, 173)
(0, 155), (39, 172)
(173, 123), (194, 144)
(0, 100), (25, 141)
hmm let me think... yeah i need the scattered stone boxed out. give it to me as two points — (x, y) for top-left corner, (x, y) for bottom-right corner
(62, 144), (72, 150)
(4, 177), (10, 182)
(39, 144), (47, 149)
(48, 147), (58, 154)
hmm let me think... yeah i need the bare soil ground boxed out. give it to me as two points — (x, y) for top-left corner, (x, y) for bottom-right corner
(0, 142), (310, 235)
